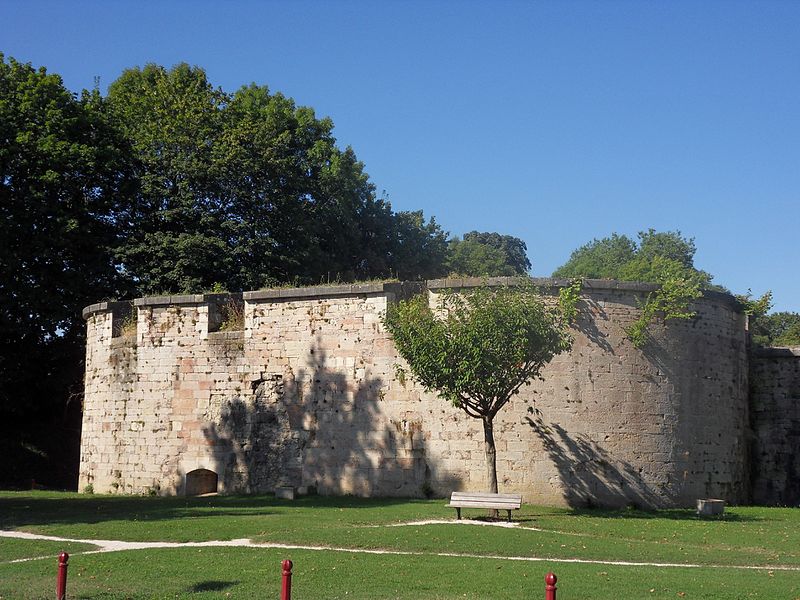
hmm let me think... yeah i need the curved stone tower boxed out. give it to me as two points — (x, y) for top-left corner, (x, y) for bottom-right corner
(79, 278), (749, 507)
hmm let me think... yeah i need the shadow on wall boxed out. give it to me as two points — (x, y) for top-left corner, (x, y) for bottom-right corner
(526, 414), (662, 509)
(574, 298), (615, 354)
(202, 339), (459, 497)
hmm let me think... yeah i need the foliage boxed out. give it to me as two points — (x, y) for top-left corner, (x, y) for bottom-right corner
(736, 290), (773, 319)
(732, 291), (800, 347)
(552, 233), (636, 279)
(217, 298), (245, 332)
(107, 65), (456, 294)
(384, 285), (571, 492)
(0, 54), (134, 486)
(557, 278), (583, 325)
(446, 231), (531, 277)
(749, 305), (800, 347)
(554, 230), (713, 348)
(388, 210), (450, 280)
(623, 257), (706, 348)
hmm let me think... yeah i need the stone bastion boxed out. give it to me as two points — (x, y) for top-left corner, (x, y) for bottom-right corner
(80, 277), (756, 508)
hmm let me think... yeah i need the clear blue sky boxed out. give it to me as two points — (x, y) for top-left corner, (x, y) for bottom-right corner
(3, 1), (798, 311)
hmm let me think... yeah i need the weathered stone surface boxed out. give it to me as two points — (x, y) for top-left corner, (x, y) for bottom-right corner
(79, 279), (765, 508)
(750, 347), (800, 506)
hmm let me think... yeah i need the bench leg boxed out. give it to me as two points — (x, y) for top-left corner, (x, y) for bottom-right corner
(507, 510), (512, 523)
(456, 507), (461, 520)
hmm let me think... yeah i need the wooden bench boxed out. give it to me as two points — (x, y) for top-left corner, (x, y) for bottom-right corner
(447, 491), (522, 522)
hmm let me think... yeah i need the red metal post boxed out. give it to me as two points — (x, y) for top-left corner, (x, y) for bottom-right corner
(56, 552), (69, 600)
(544, 572), (557, 600)
(281, 559), (293, 600)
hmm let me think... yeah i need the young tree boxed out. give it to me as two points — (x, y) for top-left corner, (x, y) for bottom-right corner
(384, 283), (572, 493)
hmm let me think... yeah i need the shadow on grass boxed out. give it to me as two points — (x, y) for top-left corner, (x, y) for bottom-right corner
(188, 580), (239, 592)
(0, 492), (428, 530)
(562, 507), (762, 522)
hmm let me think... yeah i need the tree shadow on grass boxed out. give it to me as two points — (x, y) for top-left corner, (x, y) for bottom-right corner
(0, 492), (425, 530)
(187, 580), (238, 592)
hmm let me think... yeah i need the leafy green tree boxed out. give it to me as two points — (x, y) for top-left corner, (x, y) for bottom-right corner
(751, 311), (800, 347)
(552, 233), (636, 279)
(553, 229), (711, 283)
(106, 63), (229, 293)
(109, 66), (445, 292)
(447, 232), (531, 277)
(0, 54), (133, 485)
(554, 230), (714, 347)
(384, 284), (572, 493)
(218, 82), (396, 287)
(388, 211), (449, 280)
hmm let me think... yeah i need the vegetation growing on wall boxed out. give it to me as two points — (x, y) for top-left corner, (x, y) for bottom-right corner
(554, 230), (713, 347)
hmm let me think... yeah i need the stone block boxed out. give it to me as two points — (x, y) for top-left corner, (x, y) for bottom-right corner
(696, 498), (725, 516)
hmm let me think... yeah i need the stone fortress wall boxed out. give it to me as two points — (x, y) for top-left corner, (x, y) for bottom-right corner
(79, 278), (799, 507)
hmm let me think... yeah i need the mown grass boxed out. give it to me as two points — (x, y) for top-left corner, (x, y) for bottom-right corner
(1, 492), (799, 599)
(0, 538), (97, 563)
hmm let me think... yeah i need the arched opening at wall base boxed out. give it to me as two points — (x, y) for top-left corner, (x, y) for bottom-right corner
(185, 469), (218, 496)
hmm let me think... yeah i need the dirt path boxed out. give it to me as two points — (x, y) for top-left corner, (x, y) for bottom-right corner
(2, 526), (798, 572)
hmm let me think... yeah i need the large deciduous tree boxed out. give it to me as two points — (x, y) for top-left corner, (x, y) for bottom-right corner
(107, 64), (450, 293)
(0, 54), (133, 486)
(447, 231), (531, 277)
(106, 63), (230, 293)
(552, 229), (715, 347)
(751, 311), (800, 347)
(384, 284), (572, 493)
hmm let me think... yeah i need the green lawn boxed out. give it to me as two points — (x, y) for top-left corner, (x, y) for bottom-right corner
(1, 492), (799, 599)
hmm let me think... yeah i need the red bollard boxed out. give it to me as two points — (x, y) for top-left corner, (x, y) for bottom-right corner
(544, 572), (557, 600)
(56, 552), (69, 600)
(281, 559), (293, 600)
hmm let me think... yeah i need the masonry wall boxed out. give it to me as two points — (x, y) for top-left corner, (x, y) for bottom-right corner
(80, 279), (751, 508)
(750, 347), (800, 506)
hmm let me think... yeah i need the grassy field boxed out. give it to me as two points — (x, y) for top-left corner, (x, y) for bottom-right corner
(0, 491), (798, 599)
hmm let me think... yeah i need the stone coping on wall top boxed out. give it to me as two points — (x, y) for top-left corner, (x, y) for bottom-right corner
(83, 278), (742, 319)
(752, 346), (800, 358)
(426, 277), (661, 292)
(81, 300), (133, 320)
(426, 277), (740, 309)
(243, 281), (415, 301)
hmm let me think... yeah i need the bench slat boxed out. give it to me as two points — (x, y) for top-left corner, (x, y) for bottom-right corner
(447, 491), (522, 514)
(448, 500), (521, 506)
(450, 492), (521, 501)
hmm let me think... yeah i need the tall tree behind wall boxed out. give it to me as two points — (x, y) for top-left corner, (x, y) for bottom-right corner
(0, 55), (134, 487)
(108, 65), (449, 292)
(447, 231), (532, 277)
(107, 64), (230, 293)
(217, 83), (400, 287)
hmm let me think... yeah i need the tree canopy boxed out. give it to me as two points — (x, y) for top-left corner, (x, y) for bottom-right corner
(447, 231), (531, 277)
(553, 230), (714, 347)
(384, 284), (572, 493)
(0, 54), (133, 485)
(751, 311), (800, 347)
(553, 229), (712, 286)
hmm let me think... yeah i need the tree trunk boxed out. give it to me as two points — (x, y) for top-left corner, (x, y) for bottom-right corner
(483, 416), (498, 494)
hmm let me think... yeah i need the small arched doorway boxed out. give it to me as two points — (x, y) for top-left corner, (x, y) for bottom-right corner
(185, 469), (218, 496)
